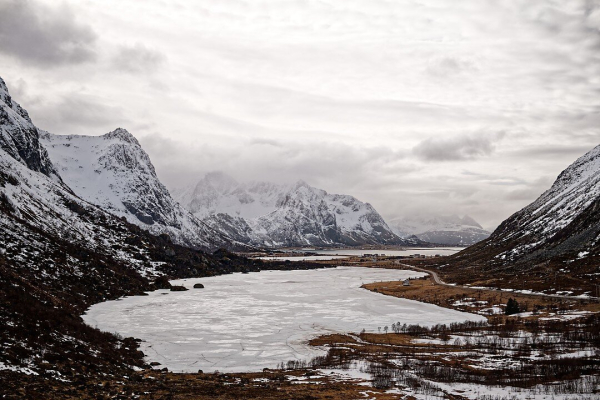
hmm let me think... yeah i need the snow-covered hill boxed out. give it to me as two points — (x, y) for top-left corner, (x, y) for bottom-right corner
(40, 130), (237, 251)
(448, 144), (600, 281)
(388, 214), (490, 246)
(489, 144), (600, 262)
(175, 172), (415, 247)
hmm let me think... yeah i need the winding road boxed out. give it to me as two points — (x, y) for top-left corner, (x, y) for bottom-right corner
(396, 263), (598, 302)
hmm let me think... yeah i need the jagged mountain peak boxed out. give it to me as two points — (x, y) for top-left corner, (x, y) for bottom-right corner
(102, 127), (140, 146)
(287, 180), (328, 200)
(542, 144), (600, 200)
(0, 76), (58, 179)
(176, 174), (415, 247)
(0, 79), (33, 125)
(0, 77), (13, 107)
(293, 179), (312, 190)
(40, 130), (236, 251)
(0, 77), (11, 105)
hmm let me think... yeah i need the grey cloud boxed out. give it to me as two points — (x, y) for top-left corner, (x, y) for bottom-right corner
(58, 96), (126, 127)
(8, 78), (27, 100)
(413, 131), (506, 162)
(509, 145), (595, 158)
(249, 138), (283, 147)
(427, 56), (476, 77)
(28, 92), (128, 135)
(112, 43), (166, 73)
(505, 186), (547, 202)
(504, 176), (553, 201)
(0, 0), (97, 66)
(460, 170), (527, 186)
(139, 132), (412, 195)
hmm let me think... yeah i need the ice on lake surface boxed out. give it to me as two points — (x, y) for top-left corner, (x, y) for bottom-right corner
(83, 267), (485, 372)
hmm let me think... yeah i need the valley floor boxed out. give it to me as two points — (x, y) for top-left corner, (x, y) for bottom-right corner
(3, 256), (599, 399)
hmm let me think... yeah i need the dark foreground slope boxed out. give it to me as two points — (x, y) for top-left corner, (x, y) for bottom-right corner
(0, 200), (320, 391)
(412, 145), (600, 296)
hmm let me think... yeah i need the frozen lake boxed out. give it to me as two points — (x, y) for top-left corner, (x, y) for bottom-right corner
(83, 267), (484, 372)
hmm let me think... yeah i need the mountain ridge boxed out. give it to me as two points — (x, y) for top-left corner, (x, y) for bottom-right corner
(40, 129), (241, 252)
(388, 214), (491, 246)
(175, 172), (419, 247)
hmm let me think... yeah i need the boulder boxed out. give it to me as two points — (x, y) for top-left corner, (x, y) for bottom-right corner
(154, 276), (172, 289)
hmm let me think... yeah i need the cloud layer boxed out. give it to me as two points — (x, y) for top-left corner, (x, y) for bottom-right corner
(1, 0), (599, 230)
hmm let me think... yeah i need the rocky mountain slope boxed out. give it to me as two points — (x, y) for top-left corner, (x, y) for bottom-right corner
(39, 129), (240, 252)
(420, 145), (600, 295)
(389, 214), (491, 246)
(0, 81), (59, 180)
(175, 172), (417, 247)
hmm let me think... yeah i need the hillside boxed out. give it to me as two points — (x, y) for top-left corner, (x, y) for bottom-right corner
(412, 145), (600, 296)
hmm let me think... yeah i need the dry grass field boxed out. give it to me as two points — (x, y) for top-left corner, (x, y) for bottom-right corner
(363, 273), (600, 319)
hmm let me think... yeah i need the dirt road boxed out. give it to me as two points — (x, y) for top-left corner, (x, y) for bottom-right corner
(397, 263), (598, 302)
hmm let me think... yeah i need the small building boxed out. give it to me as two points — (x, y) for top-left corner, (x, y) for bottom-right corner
(403, 279), (411, 287)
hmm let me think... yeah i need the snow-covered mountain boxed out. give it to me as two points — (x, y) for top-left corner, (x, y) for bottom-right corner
(0, 78), (59, 180)
(0, 75), (177, 285)
(448, 144), (600, 276)
(175, 172), (415, 247)
(489, 144), (600, 263)
(388, 214), (490, 246)
(40, 129), (237, 251)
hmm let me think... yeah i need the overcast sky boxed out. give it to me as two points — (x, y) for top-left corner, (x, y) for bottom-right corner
(1, 0), (599, 230)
